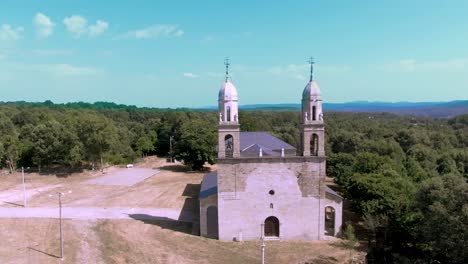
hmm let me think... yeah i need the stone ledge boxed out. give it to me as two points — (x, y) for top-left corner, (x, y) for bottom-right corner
(217, 156), (326, 164)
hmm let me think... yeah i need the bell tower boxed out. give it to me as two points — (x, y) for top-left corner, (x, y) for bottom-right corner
(218, 58), (240, 158)
(301, 57), (325, 157)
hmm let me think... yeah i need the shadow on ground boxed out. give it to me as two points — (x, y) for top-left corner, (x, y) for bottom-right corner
(3, 201), (24, 207)
(158, 164), (191, 172)
(128, 214), (193, 235)
(180, 184), (200, 217)
(300, 256), (339, 264)
(159, 164), (212, 173)
(27, 247), (60, 259)
(129, 182), (202, 236)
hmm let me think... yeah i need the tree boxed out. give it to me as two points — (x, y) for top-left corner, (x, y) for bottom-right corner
(25, 121), (77, 170)
(135, 133), (156, 157)
(327, 152), (355, 186)
(416, 174), (468, 263)
(174, 119), (216, 170)
(0, 113), (19, 173)
(75, 114), (118, 169)
(342, 224), (359, 260)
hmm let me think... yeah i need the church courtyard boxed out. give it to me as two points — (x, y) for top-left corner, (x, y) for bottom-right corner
(0, 157), (364, 263)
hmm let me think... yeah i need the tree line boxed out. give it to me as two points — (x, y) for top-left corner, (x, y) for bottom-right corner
(0, 101), (466, 262)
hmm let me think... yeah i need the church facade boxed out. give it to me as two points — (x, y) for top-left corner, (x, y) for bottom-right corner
(199, 61), (343, 241)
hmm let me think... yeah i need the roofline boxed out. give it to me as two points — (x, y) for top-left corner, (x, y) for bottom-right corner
(218, 155), (326, 164)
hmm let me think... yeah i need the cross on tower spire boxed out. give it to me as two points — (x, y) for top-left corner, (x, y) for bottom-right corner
(224, 57), (230, 82)
(308, 57), (314, 81)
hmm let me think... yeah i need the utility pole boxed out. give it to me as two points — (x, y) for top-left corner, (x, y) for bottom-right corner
(59, 192), (63, 260)
(169, 136), (174, 162)
(261, 223), (265, 264)
(50, 190), (71, 260)
(22, 167), (26, 207)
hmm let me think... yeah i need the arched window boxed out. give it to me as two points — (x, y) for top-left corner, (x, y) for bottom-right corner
(207, 206), (219, 239)
(225, 134), (234, 158)
(264, 216), (280, 237)
(312, 106), (317, 121)
(310, 134), (319, 156)
(325, 206), (335, 236)
(226, 106), (231, 122)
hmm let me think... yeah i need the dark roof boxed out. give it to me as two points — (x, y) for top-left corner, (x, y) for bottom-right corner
(199, 172), (217, 199)
(240, 132), (295, 157)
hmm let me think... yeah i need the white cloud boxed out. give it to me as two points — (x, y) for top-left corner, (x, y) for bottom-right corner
(118, 24), (184, 39)
(183, 72), (199, 78)
(174, 29), (184, 37)
(34, 13), (55, 38)
(63, 15), (108, 38)
(63, 15), (87, 37)
(382, 59), (467, 73)
(89, 20), (109, 37)
(52, 64), (102, 76)
(35, 63), (103, 77)
(0, 24), (24, 40)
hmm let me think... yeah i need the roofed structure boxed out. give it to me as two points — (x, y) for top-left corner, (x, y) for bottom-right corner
(239, 132), (296, 157)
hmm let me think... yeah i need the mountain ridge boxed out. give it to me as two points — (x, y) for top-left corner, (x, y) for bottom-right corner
(1, 100), (467, 118)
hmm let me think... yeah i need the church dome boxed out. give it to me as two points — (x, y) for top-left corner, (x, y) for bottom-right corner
(302, 80), (321, 99)
(218, 80), (238, 101)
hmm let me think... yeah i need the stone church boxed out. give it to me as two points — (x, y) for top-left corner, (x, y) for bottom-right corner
(199, 60), (342, 241)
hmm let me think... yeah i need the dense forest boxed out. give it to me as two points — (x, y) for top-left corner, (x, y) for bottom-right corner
(0, 101), (467, 263)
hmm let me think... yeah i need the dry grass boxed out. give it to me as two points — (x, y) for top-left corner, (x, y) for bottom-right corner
(1, 157), (205, 209)
(0, 218), (363, 264)
(0, 157), (365, 264)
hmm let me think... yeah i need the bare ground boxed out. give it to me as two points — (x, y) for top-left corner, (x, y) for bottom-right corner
(0, 218), (364, 264)
(0, 157), (366, 264)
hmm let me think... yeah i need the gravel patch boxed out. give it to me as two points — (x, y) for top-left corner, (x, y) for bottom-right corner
(83, 168), (159, 187)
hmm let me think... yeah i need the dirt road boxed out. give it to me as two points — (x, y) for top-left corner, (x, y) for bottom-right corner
(0, 206), (193, 221)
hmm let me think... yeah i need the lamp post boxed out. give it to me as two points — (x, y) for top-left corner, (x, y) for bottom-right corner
(22, 167), (26, 207)
(169, 136), (174, 162)
(49, 190), (71, 260)
(261, 223), (265, 264)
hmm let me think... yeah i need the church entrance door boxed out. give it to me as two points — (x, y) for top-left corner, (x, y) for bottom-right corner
(264, 216), (280, 237)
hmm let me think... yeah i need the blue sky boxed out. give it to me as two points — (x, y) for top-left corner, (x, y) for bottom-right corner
(0, 0), (467, 107)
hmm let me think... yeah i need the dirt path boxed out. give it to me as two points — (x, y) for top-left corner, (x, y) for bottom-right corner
(0, 207), (193, 222)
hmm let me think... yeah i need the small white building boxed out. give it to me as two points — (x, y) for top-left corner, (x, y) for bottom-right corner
(200, 61), (343, 241)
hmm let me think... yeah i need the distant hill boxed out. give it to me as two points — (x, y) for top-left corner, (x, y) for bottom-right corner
(1, 100), (467, 118)
(238, 100), (468, 118)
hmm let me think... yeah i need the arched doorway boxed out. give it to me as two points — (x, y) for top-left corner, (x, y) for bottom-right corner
(264, 216), (280, 237)
(325, 206), (335, 236)
(310, 134), (319, 156)
(207, 206), (219, 239)
(225, 135), (233, 158)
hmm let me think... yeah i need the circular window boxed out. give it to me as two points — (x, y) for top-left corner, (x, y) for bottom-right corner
(269, 190), (275, 195)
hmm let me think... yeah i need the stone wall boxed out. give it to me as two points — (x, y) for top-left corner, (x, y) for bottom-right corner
(217, 158), (331, 241)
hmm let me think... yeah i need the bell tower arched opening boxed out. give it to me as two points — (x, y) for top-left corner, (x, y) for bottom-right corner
(310, 134), (319, 156)
(312, 106), (317, 121)
(225, 134), (234, 158)
(226, 106), (231, 122)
